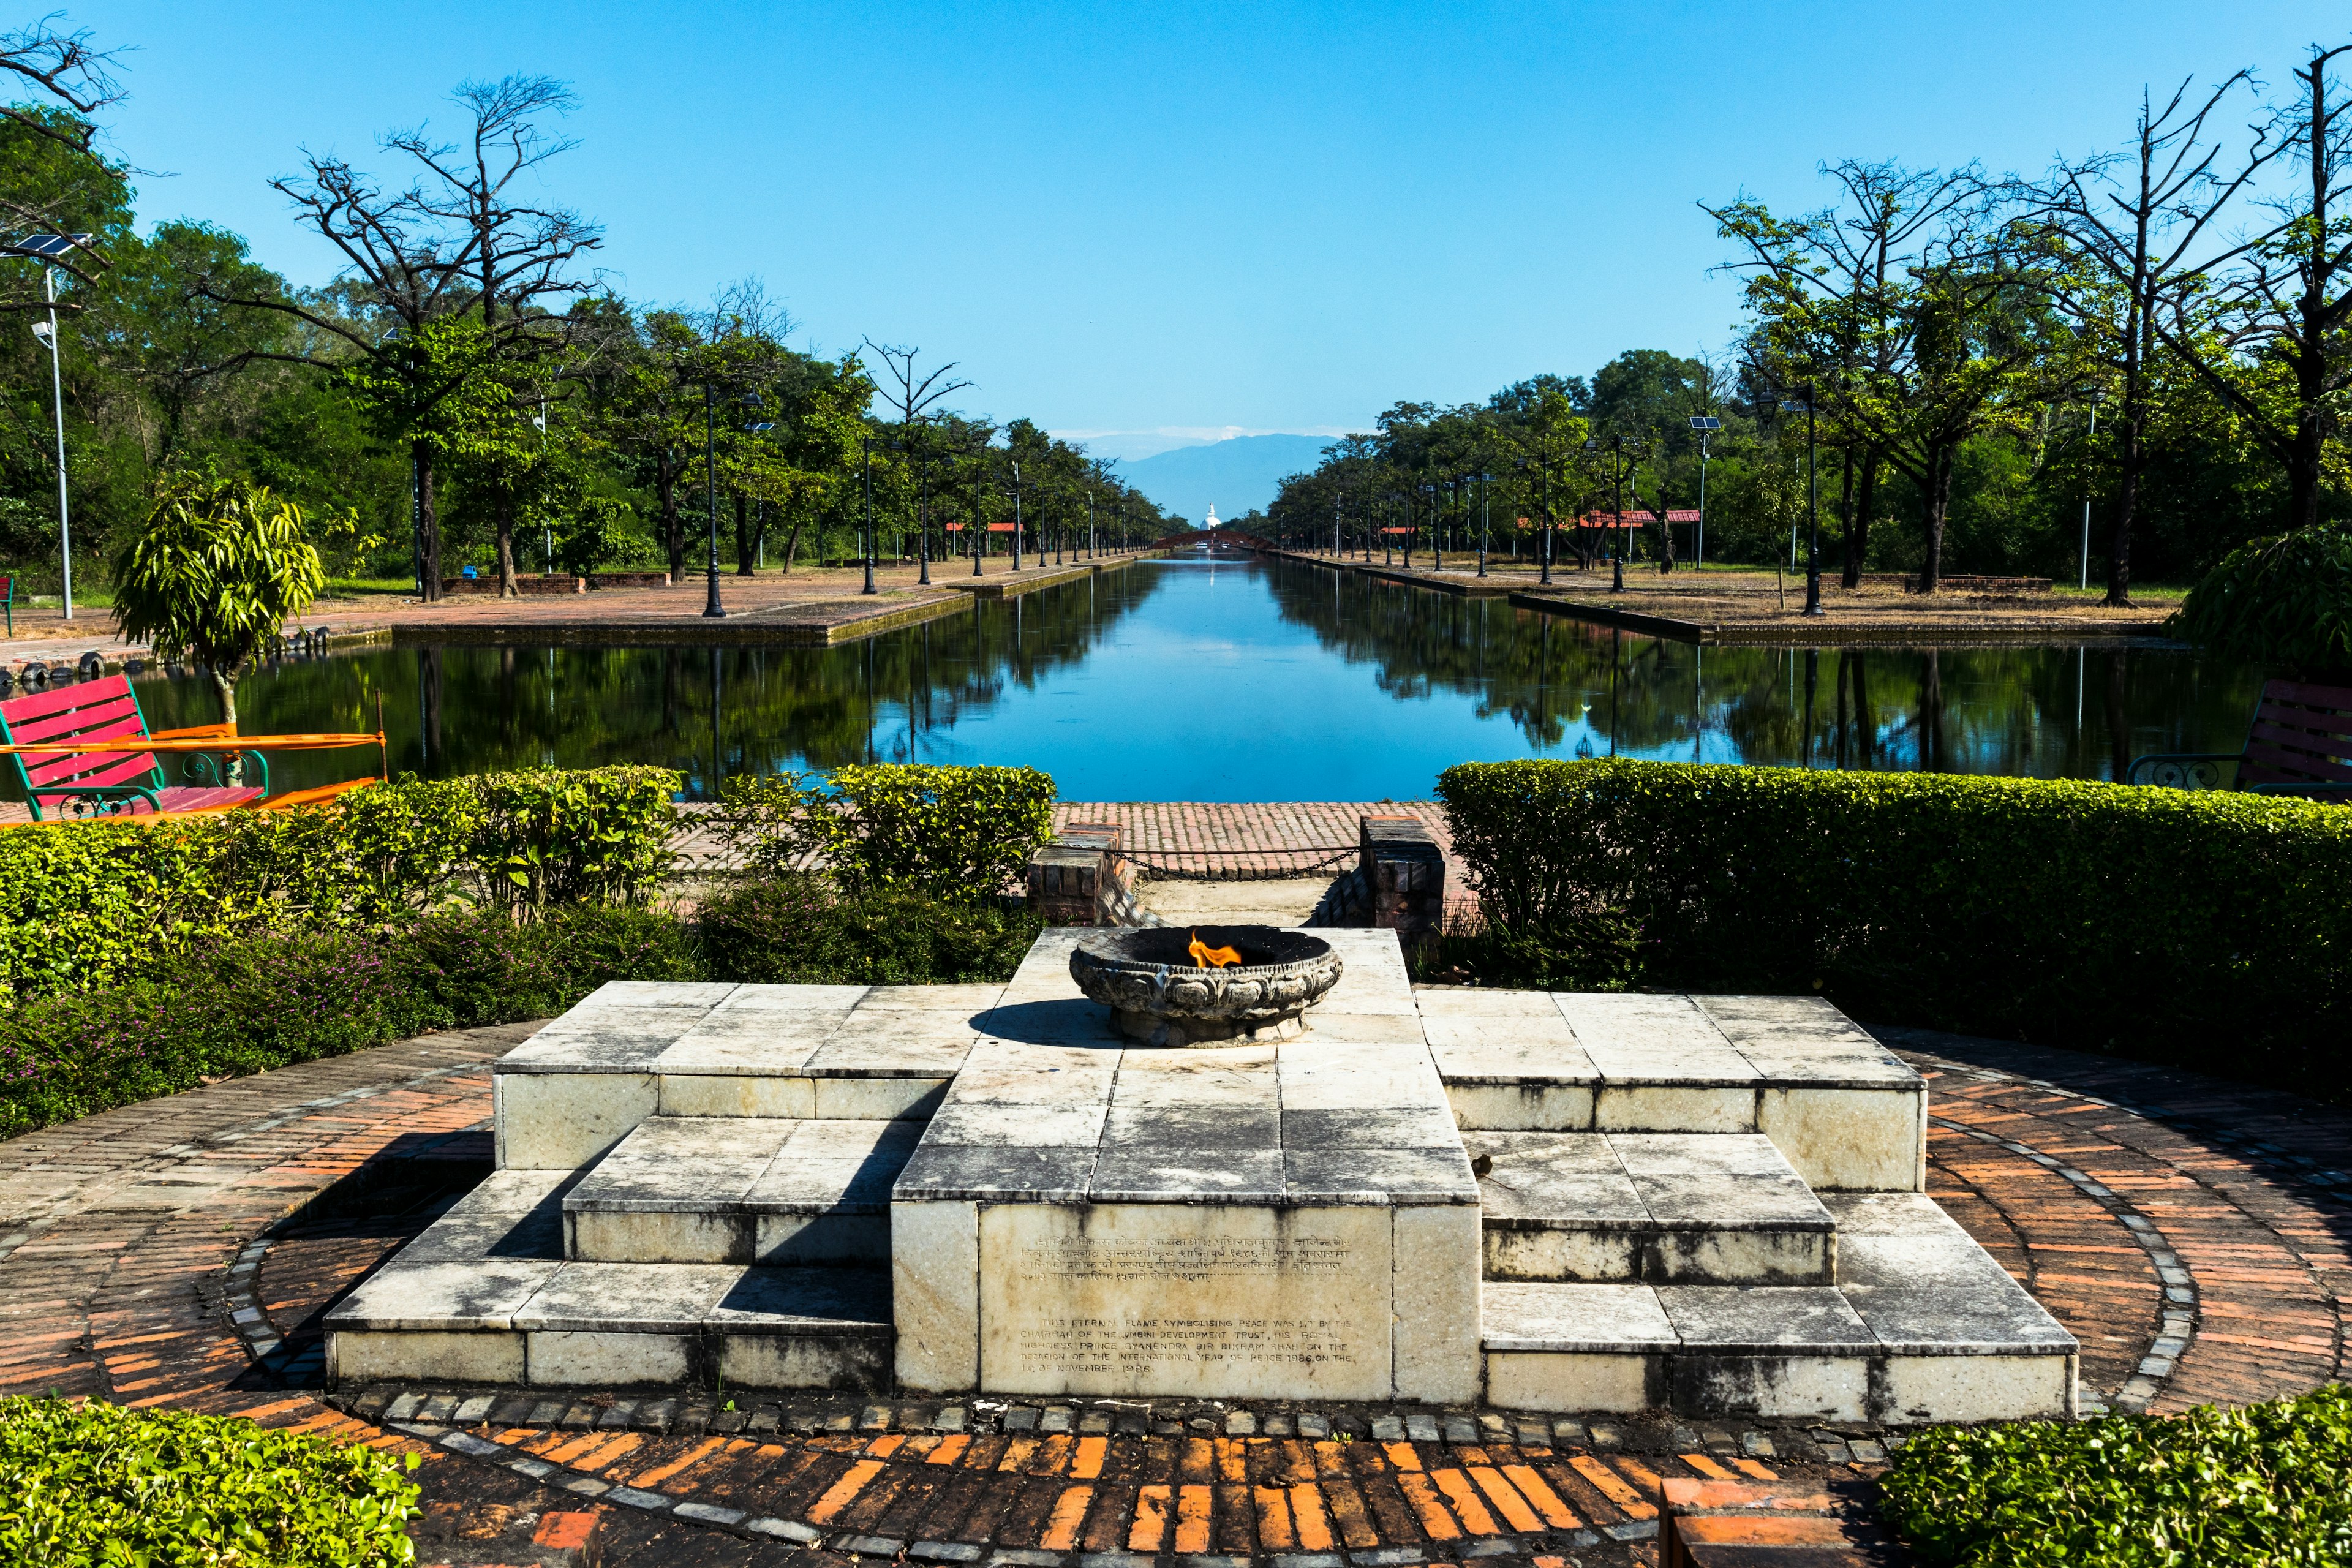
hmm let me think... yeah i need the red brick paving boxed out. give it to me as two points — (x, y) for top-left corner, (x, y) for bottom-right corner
(2, 1013), (2348, 1564)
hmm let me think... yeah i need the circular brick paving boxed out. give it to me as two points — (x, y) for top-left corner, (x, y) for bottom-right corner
(2, 1022), (2345, 1566)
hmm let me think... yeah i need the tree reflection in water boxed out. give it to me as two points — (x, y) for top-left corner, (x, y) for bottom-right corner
(94, 557), (2258, 802)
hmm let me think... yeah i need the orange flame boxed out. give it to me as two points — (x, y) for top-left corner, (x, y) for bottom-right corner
(1188, 931), (1243, 968)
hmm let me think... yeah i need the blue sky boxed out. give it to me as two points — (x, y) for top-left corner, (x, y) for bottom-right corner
(74, 1), (2330, 460)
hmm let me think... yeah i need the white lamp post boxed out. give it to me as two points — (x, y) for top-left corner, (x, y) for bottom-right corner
(17, 234), (89, 619)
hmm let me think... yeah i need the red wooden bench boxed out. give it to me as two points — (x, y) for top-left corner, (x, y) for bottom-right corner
(2127, 678), (2352, 800)
(0, 675), (276, 819)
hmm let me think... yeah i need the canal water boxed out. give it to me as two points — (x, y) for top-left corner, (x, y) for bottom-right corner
(102, 556), (2258, 803)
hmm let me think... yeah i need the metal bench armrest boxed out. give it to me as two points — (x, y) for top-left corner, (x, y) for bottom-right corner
(2125, 752), (2240, 788)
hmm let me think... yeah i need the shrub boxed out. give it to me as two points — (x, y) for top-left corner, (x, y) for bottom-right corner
(0, 1395), (420, 1566)
(714, 763), (1056, 903)
(0, 905), (698, 1138)
(0, 766), (680, 1003)
(1436, 759), (2352, 1095)
(2173, 521), (2352, 677)
(1878, 1385), (2352, 1566)
(701, 874), (1044, 984)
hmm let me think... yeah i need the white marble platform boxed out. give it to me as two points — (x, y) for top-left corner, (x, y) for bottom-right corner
(332, 928), (2075, 1421)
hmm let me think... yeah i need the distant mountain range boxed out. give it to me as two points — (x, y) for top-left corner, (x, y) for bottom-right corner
(1116, 433), (1332, 523)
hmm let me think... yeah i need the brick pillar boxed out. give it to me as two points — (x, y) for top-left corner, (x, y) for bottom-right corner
(1359, 816), (1444, 940)
(1026, 823), (1137, 925)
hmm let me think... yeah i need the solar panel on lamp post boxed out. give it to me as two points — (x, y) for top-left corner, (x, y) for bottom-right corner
(1689, 416), (1721, 570)
(11, 234), (89, 619)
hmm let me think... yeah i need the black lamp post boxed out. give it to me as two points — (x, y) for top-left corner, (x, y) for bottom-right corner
(859, 435), (880, 596)
(1005, 460), (1025, 573)
(1420, 483), (1440, 571)
(1473, 473), (1492, 578)
(702, 381), (726, 618)
(1779, 384), (1825, 616)
(1583, 435), (1641, 594)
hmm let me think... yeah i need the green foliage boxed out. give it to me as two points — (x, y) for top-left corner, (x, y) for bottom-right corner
(1878, 1386), (2352, 1567)
(0, 1395), (420, 1567)
(699, 874), (1044, 985)
(2173, 522), (2352, 677)
(0, 766), (682, 1002)
(1436, 759), (2352, 1096)
(715, 763), (1056, 903)
(107, 471), (325, 725)
(0, 904), (697, 1139)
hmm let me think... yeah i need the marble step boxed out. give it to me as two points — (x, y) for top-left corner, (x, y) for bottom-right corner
(1477, 1192), (2078, 1425)
(564, 1116), (921, 1264)
(323, 1170), (893, 1391)
(1419, 990), (1926, 1192)
(1468, 1131), (1835, 1285)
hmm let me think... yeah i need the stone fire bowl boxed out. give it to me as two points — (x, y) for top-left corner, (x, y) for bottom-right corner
(1068, 926), (1344, 1047)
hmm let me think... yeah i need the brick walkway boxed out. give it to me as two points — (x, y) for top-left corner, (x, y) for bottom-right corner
(1, 1020), (2343, 1566)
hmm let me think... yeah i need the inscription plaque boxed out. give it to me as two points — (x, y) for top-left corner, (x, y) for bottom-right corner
(978, 1204), (1393, 1400)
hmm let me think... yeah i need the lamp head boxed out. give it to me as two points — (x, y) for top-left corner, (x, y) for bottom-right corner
(29, 320), (53, 347)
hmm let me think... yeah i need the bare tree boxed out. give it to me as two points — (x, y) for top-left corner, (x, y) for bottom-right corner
(209, 74), (602, 598)
(0, 15), (128, 303)
(1708, 162), (1980, 585)
(2026, 72), (2286, 603)
(2149, 44), (2352, 535)
(862, 340), (972, 427)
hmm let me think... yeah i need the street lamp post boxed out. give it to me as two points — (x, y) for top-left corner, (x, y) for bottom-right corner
(1474, 473), (1492, 578)
(14, 234), (89, 619)
(1583, 437), (1642, 594)
(859, 435), (880, 595)
(702, 381), (726, 618)
(1420, 483), (1441, 571)
(1689, 415), (1721, 570)
(1008, 461), (1025, 572)
(2079, 397), (2100, 591)
(1779, 385), (1824, 616)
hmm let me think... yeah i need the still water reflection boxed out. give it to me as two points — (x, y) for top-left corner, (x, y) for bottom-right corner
(104, 557), (2256, 802)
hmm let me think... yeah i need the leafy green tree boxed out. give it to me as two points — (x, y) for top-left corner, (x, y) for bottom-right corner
(2174, 522), (2352, 677)
(109, 472), (324, 729)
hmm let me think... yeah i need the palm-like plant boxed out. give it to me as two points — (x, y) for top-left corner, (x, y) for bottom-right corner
(110, 472), (324, 729)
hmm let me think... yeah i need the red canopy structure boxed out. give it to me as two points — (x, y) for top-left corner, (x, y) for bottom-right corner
(1577, 510), (1700, 530)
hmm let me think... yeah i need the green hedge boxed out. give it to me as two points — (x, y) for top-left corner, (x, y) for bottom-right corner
(0, 1395), (420, 1566)
(1436, 760), (2351, 1091)
(0, 766), (679, 1002)
(0, 905), (698, 1137)
(700, 874), (1046, 984)
(714, 763), (1056, 902)
(1879, 1385), (2352, 1566)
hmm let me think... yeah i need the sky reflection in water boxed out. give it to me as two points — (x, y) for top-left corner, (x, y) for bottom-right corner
(108, 557), (2258, 802)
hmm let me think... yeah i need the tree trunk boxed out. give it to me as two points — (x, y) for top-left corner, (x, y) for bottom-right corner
(782, 514), (807, 573)
(734, 492), (756, 576)
(415, 442), (443, 603)
(658, 453), (684, 582)
(1918, 443), (1956, 592)
(1845, 451), (1879, 589)
(1834, 447), (1855, 586)
(495, 496), (519, 598)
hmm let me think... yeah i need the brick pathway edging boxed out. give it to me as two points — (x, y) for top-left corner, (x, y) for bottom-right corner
(1928, 1115), (2196, 1415)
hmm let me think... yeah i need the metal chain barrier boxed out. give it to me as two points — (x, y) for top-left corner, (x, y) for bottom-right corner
(1117, 846), (1357, 883)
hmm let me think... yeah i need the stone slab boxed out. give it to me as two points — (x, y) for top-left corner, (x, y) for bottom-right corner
(1470, 1132), (1831, 1284)
(974, 1201), (1396, 1400)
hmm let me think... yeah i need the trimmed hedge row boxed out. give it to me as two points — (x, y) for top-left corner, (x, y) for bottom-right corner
(714, 762), (1058, 901)
(1437, 760), (2351, 1093)
(1879, 1385), (2352, 1566)
(0, 766), (680, 1002)
(0, 904), (698, 1137)
(699, 874), (1044, 984)
(0, 1395), (420, 1566)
